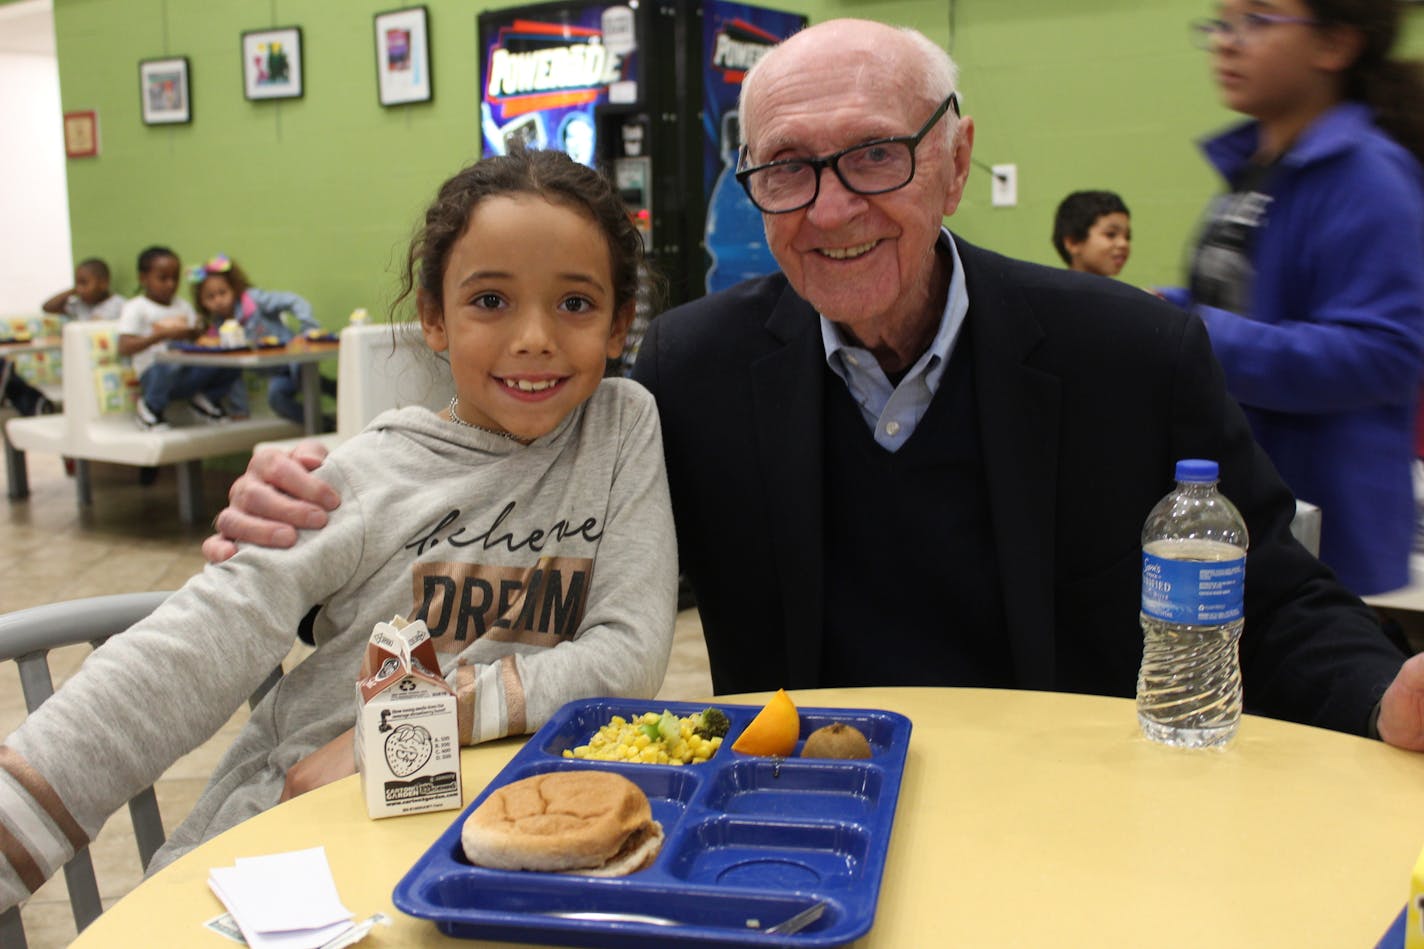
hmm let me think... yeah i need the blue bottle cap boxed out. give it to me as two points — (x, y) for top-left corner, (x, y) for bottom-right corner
(1175, 458), (1219, 482)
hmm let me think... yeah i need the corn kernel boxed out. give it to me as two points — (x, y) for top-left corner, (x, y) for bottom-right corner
(571, 709), (728, 766)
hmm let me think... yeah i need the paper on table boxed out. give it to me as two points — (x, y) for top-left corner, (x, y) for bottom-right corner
(208, 846), (353, 949)
(204, 912), (392, 949)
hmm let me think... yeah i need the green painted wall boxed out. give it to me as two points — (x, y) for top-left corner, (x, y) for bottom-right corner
(52, 0), (1424, 317)
(938, 0), (1424, 284)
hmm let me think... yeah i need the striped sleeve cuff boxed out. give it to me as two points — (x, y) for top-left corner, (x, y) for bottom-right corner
(0, 745), (88, 910)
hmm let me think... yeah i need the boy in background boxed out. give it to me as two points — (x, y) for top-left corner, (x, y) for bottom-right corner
(1052, 191), (1132, 278)
(117, 246), (239, 430)
(0, 259), (120, 415)
(41, 257), (125, 321)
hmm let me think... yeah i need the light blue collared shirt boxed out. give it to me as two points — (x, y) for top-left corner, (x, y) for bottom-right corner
(819, 228), (968, 451)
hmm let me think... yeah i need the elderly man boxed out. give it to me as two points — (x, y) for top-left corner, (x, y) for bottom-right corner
(210, 20), (1424, 749)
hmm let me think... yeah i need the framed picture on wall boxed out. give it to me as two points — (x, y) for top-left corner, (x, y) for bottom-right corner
(242, 26), (303, 100)
(63, 110), (100, 157)
(138, 57), (191, 125)
(374, 7), (432, 106)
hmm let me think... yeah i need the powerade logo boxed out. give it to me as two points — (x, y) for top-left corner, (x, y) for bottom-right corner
(485, 20), (623, 116)
(709, 19), (779, 83)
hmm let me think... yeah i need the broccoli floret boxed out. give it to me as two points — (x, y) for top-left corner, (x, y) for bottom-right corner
(694, 707), (730, 740)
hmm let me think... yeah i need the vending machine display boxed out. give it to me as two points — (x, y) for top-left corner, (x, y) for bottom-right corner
(478, 0), (805, 369)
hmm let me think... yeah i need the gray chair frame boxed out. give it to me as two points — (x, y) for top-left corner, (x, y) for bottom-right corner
(0, 591), (282, 947)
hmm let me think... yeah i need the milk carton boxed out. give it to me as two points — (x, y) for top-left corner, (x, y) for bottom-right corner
(355, 616), (461, 819)
(218, 319), (246, 348)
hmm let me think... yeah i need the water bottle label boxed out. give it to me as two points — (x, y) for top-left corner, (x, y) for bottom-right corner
(1141, 553), (1245, 624)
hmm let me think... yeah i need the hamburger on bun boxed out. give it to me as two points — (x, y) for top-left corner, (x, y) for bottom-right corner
(461, 770), (663, 876)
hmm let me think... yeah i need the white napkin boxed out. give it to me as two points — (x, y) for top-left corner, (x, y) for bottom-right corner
(208, 847), (354, 949)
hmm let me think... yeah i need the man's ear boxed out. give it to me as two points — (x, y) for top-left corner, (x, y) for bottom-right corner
(605, 301), (635, 360)
(942, 115), (975, 217)
(417, 290), (448, 352)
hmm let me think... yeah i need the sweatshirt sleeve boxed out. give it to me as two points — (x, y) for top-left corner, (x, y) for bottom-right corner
(0, 466), (366, 913)
(451, 386), (679, 744)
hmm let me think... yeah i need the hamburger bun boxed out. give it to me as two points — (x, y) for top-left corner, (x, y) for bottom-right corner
(461, 770), (663, 875)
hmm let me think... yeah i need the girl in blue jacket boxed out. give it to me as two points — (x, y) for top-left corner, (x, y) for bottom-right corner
(1160, 0), (1424, 595)
(191, 254), (337, 424)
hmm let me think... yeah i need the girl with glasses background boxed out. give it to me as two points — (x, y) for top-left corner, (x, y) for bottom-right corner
(1158, 0), (1424, 598)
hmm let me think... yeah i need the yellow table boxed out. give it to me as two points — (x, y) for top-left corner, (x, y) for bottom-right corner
(70, 687), (1424, 948)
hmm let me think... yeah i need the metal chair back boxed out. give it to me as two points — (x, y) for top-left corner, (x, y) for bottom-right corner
(0, 591), (282, 947)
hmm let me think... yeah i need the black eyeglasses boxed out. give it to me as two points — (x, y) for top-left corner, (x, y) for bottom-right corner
(1190, 12), (1323, 49)
(735, 93), (960, 215)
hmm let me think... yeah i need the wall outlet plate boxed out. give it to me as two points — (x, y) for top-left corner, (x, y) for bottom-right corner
(991, 163), (1017, 208)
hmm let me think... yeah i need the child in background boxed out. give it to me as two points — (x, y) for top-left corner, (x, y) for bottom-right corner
(1158, 0), (1424, 595)
(1051, 190), (1132, 277)
(41, 257), (125, 321)
(0, 147), (676, 908)
(117, 246), (241, 430)
(189, 254), (336, 423)
(3, 258), (125, 415)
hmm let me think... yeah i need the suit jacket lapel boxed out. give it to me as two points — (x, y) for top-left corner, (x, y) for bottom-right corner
(959, 242), (1061, 689)
(752, 288), (827, 688)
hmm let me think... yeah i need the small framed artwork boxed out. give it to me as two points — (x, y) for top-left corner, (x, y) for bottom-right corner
(374, 7), (432, 106)
(63, 110), (99, 157)
(242, 26), (303, 100)
(138, 57), (191, 125)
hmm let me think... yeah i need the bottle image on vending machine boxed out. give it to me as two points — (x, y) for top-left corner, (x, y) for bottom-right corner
(705, 110), (777, 295)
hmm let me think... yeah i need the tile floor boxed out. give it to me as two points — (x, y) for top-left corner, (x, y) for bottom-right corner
(2, 452), (712, 947)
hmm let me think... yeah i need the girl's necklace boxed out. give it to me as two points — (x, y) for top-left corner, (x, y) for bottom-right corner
(447, 397), (528, 443)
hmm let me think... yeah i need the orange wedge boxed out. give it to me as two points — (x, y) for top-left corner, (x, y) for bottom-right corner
(731, 688), (800, 757)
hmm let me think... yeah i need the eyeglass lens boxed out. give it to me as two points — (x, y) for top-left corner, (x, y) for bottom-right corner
(1191, 13), (1314, 49)
(746, 142), (915, 212)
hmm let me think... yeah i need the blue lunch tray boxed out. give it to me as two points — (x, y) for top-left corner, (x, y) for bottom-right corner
(393, 696), (913, 948)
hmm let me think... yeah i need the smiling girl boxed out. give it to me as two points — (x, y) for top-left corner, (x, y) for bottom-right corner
(0, 148), (677, 908)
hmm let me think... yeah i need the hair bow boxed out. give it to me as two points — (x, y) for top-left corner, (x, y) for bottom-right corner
(187, 254), (233, 284)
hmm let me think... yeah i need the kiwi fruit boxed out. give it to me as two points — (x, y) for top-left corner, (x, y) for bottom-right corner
(799, 722), (872, 759)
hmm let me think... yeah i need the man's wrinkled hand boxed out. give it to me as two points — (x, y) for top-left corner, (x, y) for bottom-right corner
(202, 441), (339, 563)
(1378, 652), (1424, 752)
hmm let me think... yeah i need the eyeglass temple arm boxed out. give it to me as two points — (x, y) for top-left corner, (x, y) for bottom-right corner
(971, 158), (1009, 183)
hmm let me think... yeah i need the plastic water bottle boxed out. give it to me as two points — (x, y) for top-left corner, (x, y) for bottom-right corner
(1136, 458), (1249, 749)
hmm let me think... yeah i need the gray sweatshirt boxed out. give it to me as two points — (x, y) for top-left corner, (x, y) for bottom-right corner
(0, 378), (676, 910)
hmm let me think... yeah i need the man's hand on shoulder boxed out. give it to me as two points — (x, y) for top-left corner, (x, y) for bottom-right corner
(202, 441), (340, 563)
(1378, 652), (1424, 752)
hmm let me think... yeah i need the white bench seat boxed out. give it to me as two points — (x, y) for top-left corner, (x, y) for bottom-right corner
(5, 322), (302, 523)
(77, 412), (299, 467)
(256, 322), (451, 454)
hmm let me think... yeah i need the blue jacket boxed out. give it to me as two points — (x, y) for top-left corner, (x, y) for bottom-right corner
(1161, 103), (1424, 595)
(236, 287), (317, 344)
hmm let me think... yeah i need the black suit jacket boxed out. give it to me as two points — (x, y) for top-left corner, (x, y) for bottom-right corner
(633, 237), (1404, 735)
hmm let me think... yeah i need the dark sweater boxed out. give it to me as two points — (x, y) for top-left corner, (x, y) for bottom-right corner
(821, 330), (1012, 685)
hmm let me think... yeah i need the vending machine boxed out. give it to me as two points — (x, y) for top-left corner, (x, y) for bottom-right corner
(478, 0), (806, 367)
